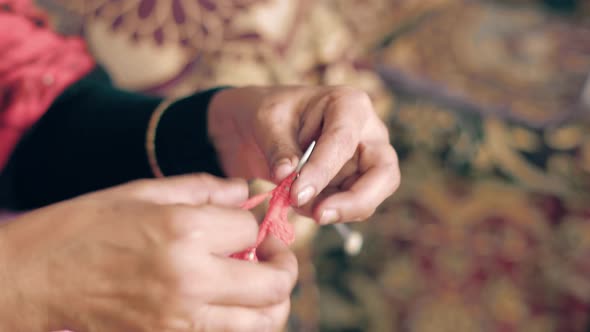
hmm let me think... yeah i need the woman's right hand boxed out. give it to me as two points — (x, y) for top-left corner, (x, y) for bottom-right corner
(0, 174), (297, 332)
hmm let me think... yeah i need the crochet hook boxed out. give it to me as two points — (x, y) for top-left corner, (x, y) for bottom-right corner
(295, 141), (364, 256)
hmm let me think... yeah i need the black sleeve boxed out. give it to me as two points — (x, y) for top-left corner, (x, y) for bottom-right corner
(0, 69), (227, 210)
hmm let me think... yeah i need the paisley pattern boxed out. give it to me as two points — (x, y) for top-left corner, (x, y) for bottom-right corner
(58, 0), (266, 48)
(36, 0), (590, 331)
(42, 0), (395, 115)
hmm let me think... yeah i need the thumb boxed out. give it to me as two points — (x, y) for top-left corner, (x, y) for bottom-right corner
(267, 138), (301, 182)
(122, 174), (249, 206)
(255, 126), (301, 182)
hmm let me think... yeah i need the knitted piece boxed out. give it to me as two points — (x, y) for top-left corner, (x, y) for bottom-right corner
(231, 172), (297, 261)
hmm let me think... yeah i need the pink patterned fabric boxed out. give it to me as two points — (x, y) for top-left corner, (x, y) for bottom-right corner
(232, 172), (297, 261)
(0, 0), (94, 170)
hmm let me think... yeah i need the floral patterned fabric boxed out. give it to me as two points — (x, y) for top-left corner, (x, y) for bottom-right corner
(316, 1), (590, 331)
(380, 1), (590, 196)
(42, 0), (397, 116)
(36, 0), (590, 331)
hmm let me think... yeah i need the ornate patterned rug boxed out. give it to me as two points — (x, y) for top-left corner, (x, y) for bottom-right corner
(31, 0), (590, 331)
(296, 1), (590, 331)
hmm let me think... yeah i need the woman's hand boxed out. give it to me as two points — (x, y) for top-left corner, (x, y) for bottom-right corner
(0, 175), (297, 332)
(208, 86), (400, 224)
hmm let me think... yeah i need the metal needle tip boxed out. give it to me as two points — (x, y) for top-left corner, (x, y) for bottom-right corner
(295, 141), (316, 174)
(292, 140), (363, 255)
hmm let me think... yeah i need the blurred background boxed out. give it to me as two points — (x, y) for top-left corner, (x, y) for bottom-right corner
(39, 0), (590, 331)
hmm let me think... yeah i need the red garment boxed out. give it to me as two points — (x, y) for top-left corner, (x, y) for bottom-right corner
(232, 172), (297, 261)
(0, 0), (94, 170)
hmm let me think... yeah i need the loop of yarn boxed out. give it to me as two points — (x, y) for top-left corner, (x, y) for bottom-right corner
(231, 172), (298, 261)
(0, 0), (94, 170)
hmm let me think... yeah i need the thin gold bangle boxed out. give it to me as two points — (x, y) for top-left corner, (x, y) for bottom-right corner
(146, 98), (176, 178)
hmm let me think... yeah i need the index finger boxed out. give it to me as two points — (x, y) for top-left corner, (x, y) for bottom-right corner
(291, 89), (371, 206)
(122, 174), (249, 207)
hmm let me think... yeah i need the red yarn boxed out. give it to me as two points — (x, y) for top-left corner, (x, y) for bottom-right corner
(231, 172), (297, 261)
(0, 0), (94, 170)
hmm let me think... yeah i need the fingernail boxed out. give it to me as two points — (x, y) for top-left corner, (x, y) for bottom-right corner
(320, 209), (340, 224)
(274, 158), (294, 180)
(297, 186), (315, 206)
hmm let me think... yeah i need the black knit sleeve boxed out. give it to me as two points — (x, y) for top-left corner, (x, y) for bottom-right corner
(0, 70), (227, 210)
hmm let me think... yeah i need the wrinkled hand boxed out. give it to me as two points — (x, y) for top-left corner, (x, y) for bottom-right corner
(208, 86), (400, 224)
(0, 175), (297, 332)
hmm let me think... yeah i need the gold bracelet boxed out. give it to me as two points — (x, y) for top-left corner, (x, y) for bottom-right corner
(146, 98), (176, 178)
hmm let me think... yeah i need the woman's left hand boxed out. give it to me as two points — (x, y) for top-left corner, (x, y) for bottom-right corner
(207, 86), (400, 224)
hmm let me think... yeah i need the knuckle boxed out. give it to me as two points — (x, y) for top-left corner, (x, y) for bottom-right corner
(268, 271), (295, 303)
(333, 86), (366, 99)
(159, 206), (199, 237)
(328, 87), (372, 109)
(389, 145), (400, 164)
(163, 249), (210, 295)
(324, 90), (348, 113)
(375, 120), (390, 139)
(390, 171), (401, 195)
(383, 149), (399, 169)
(160, 205), (184, 223)
(349, 204), (377, 222)
(384, 149), (401, 195)
(284, 253), (299, 283)
(157, 206), (183, 233)
(351, 89), (373, 108)
(127, 179), (154, 195)
(257, 101), (283, 123)
(192, 173), (219, 187)
(356, 206), (377, 222)
(194, 172), (215, 182)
